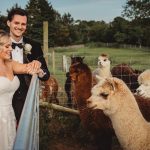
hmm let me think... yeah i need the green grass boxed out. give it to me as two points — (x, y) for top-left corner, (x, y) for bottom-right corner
(47, 46), (150, 90)
(50, 47), (150, 68)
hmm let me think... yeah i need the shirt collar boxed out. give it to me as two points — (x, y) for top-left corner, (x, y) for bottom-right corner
(11, 37), (23, 43)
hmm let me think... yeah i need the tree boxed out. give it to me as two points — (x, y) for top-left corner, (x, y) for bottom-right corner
(114, 32), (126, 44)
(25, 0), (57, 45)
(122, 0), (150, 20)
(0, 14), (7, 31)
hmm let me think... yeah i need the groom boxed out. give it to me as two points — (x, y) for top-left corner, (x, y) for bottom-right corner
(7, 8), (50, 123)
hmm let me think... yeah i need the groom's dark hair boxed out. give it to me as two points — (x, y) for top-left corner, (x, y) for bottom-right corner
(7, 8), (28, 21)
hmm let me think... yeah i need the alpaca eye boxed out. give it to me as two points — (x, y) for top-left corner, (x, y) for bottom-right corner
(100, 92), (109, 98)
(104, 59), (107, 61)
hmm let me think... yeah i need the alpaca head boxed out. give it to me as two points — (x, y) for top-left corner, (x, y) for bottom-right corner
(87, 77), (130, 115)
(97, 54), (110, 68)
(69, 62), (92, 83)
(71, 56), (85, 65)
(136, 84), (150, 98)
(138, 69), (150, 85)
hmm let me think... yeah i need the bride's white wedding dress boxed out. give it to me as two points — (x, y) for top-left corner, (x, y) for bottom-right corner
(0, 76), (20, 150)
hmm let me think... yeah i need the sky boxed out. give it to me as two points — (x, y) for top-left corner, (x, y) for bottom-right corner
(0, 0), (126, 23)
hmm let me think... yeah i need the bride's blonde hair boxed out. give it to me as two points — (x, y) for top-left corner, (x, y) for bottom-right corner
(0, 30), (10, 49)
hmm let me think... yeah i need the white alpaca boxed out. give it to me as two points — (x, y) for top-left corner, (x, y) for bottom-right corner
(138, 69), (150, 85)
(136, 69), (150, 98)
(136, 84), (150, 98)
(92, 54), (112, 79)
(87, 77), (150, 150)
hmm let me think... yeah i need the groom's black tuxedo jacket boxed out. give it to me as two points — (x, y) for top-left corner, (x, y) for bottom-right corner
(12, 36), (50, 122)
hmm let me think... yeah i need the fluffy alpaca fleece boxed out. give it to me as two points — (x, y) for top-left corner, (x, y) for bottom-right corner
(92, 54), (112, 84)
(87, 77), (150, 150)
(136, 84), (150, 98)
(136, 69), (150, 98)
(138, 69), (150, 85)
(111, 63), (141, 92)
(40, 76), (59, 104)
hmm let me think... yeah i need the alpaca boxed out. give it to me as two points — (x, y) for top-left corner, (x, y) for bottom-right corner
(136, 69), (150, 98)
(138, 69), (150, 85)
(111, 63), (141, 92)
(64, 72), (72, 107)
(92, 54), (112, 85)
(64, 56), (85, 107)
(136, 84), (150, 98)
(134, 94), (150, 122)
(40, 76), (59, 104)
(87, 77), (150, 150)
(69, 59), (114, 150)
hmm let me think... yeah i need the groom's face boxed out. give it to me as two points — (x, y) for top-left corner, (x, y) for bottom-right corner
(7, 15), (27, 40)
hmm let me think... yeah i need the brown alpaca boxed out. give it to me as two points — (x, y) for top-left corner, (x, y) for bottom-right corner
(69, 59), (114, 150)
(40, 76), (59, 104)
(134, 94), (150, 122)
(64, 56), (85, 107)
(111, 63), (141, 92)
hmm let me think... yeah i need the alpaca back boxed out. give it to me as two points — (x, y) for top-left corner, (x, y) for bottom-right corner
(111, 63), (140, 92)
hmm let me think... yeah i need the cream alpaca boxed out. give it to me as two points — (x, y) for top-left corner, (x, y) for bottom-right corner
(136, 69), (150, 98)
(92, 54), (112, 79)
(88, 77), (150, 150)
(138, 69), (150, 85)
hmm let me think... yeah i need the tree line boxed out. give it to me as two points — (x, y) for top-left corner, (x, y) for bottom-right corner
(0, 0), (150, 48)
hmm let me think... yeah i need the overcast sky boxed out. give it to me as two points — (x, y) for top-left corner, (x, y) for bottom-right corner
(0, 0), (126, 23)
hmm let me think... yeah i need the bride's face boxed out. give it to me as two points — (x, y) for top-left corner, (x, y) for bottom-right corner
(0, 37), (12, 60)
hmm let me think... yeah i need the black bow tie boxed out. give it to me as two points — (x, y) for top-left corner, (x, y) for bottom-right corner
(12, 42), (23, 49)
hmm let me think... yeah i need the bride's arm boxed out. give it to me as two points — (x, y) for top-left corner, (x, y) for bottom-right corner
(11, 60), (41, 75)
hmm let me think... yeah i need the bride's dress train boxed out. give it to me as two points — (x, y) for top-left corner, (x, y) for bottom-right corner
(0, 76), (20, 150)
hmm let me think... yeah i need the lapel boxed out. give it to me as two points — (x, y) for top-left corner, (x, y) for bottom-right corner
(23, 36), (32, 86)
(23, 37), (31, 63)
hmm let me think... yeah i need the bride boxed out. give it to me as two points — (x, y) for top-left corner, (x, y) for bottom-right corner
(0, 30), (42, 150)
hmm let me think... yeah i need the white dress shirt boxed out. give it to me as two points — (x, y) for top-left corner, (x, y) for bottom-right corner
(11, 37), (24, 64)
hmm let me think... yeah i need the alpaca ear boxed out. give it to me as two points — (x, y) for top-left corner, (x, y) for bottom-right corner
(110, 77), (125, 91)
(138, 75), (142, 85)
(82, 56), (85, 60)
(106, 78), (116, 91)
(106, 77), (123, 91)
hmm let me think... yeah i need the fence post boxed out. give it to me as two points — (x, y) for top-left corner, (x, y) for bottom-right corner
(52, 49), (55, 75)
(43, 21), (49, 65)
(62, 55), (69, 72)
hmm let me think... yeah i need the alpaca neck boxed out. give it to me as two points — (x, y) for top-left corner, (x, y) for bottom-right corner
(99, 66), (111, 78)
(110, 95), (148, 149)
(75, 81), (91, 99)
(75, 78), (92, 109)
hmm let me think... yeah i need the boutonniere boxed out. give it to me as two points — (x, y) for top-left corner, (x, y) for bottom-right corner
(23, 43), (32, 55)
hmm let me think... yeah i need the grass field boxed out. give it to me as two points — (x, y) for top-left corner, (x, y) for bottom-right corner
(48, 46), (150, 91)
(49, 46), (150, 73)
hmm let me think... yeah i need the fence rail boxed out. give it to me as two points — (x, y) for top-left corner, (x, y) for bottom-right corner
(13, 75), (39, 150)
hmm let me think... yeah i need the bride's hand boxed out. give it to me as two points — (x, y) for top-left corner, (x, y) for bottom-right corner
(26, 60), (42, 75)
